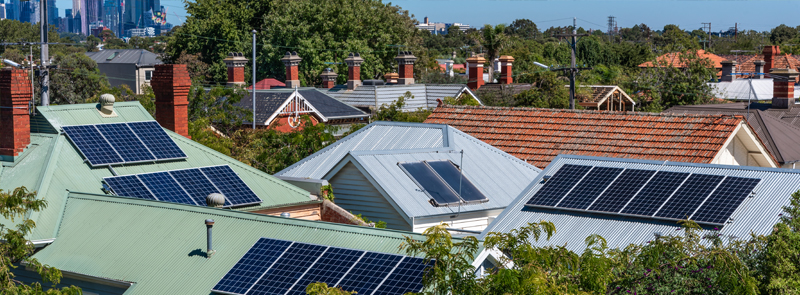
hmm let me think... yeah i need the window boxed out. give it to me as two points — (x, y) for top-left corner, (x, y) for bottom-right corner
(399, 160), (488, 207)
(144, 70), (153, 82)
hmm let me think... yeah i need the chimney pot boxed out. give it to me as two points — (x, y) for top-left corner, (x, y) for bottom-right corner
(720, 60), (737, 82)
(770, 68), (799, 109)
(499, 55), (515, 84)
(0, 68), (31, 158)
(395, 51), (417, 85)
(345, 52), (365, 90)
(753, 60), (766, 79)
(320, 68), (337, 89)
(281, 52), (302, 88)
(224, 52), (248, 87)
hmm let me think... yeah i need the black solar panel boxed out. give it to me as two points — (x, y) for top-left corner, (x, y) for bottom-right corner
(425, 160), (488, 203)
(693, 177), (760, 224)
(588, 169), (655, 213)
(337, 252), (403, 294)
(655, 174), (724, 220)
(94, 123), (155, 163)
(621, 171), (689, 216)
(169, 168), (220, 206)
(62, 125), (123, 166)
(373, 257), (428, 295)
(137, 172), (197, 205)
(526, 164), (593, 207)
(128, 121), (187, 160)
(286, 248), (365, 295)
(103, 175), (155, 200)
(200, 165), (262, 207)
(247, 243), (329, 295)
(557, 167), (623, 209)
(212, 238), (293, 295)
(399, 162), (462, 206)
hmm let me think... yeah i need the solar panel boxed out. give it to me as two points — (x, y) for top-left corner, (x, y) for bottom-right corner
(557, 167), (623, 209)
(655, 174), (724, 220)
(212, 238), (293, 295)
(62, 125), (123, 166)
(425, 160), (488, 204)
(94, 123), (155, 163)
(137, 172), (197, 205)
(247, 243), (329, 295)
(621, 171), (689, 216)
(200, 166), (262, 207)
(103, 175), (156, 200)
(285, 248), (365, 295)
(372, 257), (428, 295)
(588, 169), (655, 213)
(336, 252), (404, 294)
(169, 168), (220, 206)
(128, 121), (187, 160)
(526, 164), (593, 207)
(692, 177), (760, 224)
(399, 162), (462, 206)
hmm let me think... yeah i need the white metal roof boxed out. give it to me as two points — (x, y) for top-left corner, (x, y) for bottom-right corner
(709, 79), (800, 101)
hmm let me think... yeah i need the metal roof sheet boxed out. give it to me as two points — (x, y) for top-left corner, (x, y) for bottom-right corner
(480, 154), (800, 253)
(234, 89), (368, 125)
(708, 79), (800, 101)
(84, 49), (162, 66)
(32, 193), (437, 295)
(324, 84), (480, 111)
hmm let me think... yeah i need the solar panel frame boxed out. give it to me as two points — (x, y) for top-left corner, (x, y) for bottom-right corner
(103, 175), (157, 200)
(587, 169), (656, 213)
(654, 174), (724, 220)
(620, 171), (690, 216)
(246, 243), (329, 295)
(285, 247), (366, 295)
(556, 167), (623, 210)
(526, 164), (593, 207)
(169, 168), (221, 207)
(211, 238), (293, 295)
(425, 160), (489, 204)
(692, 177), (761, 225)
(62, 124), (124, 166)
(94, 123), (156, 163)
(200, 165), (263, 208)
(127, 121), (188, 161)
(136, 171), (198, 206)
(398, 162), (463, 207)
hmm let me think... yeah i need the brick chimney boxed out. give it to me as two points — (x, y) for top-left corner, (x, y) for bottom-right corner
(281, 51), (302, 88)
(0, 69), (31, 157)
(345, 53), (364, 90)
(753, 60), (766, 79)
(720, 60), (736, 82)
(151, 64), (191, 138)
(763, 46), (780, 76)
(320, 68), (337, 89)
(223, 52), (247, 87)
(466, 55), (486, 90)
(770, 68), (799, 109)
(499, 55), (514, 84)
(395, 51), (417, 85)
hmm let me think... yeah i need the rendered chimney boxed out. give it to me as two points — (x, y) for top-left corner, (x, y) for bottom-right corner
(151, 64), (191, 138)
(770, 68), (799, 109)
(395, 51), (417, 85)
(753, 60), (766, 79)
(345, 53), (364, 90)
(0, 69), (31, 157)
(720, 60), (737, 82)
(320, 68), (337, 89)
(223, 52), (247, 87)
(763, 46), (780, 76)
(384, 72), (399, 84)
(499, 55), (515, 84)
(466, 55), (486, 90)
(281, 51), (302, 88)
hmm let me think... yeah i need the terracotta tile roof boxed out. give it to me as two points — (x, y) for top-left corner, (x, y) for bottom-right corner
(424, 105), (745, 168)
(247, 78), (286, 90)
(639, 49), (726, 68)
(724, 54), (800, 77)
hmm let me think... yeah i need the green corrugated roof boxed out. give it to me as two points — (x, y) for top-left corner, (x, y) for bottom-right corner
(1, 102), (313, 240)
(33, 192), (432, 295)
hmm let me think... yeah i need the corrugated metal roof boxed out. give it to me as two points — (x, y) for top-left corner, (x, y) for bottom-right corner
(84, 49), (162, 66)
(2, 102), (312, 240)
(708, 79), (800, 101)
(324, 84), (480, 111)
(480, 154), (800, 253)
(32, 193), (436, 295)
(234, 89), (368, 125)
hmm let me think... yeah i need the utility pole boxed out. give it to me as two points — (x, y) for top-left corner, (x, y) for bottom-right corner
(251, 30), (257, 130)
(735, 23), (738, 42)
(40, 0), (49, 106)
(554, 18), (591, 109)
(702, 22), (712, 50)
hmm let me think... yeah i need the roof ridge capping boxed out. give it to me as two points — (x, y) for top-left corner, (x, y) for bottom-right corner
(435, 104), (745, 119)
(554, 154), (799, 174)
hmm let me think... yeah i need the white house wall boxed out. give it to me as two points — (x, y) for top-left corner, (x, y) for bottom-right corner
(327, 162), (412, 231)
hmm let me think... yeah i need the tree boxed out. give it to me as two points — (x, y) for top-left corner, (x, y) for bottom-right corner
(478, 24), (508, 79)
(0, 187), (81, 294)
(305, 282), (355, 295)
(628, 51), (716, 111)
(513, 71), (570, 108)
(48, 52), (111, 105)
(760, 190), (800, 293)
(374, 92), (432, 123)
(402, 224), (483, 295)
(505, 19), (539, 39)
(770, 24), (798, 45)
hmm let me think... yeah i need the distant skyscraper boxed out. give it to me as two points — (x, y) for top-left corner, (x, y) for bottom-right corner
(103, 0), (119, 36)
(0, 4), (6, 19)
(6, 0), (19, 21)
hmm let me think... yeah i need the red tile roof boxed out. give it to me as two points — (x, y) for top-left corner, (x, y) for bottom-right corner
(424, 105), (746, 168)
(247, 78), (286, 90)
(639, 49), (726, 69)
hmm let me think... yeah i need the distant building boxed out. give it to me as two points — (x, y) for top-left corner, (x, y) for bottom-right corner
(126, 26), (155, 37)
(84, 49), (162, 94)
(0, 4), (6, 19)
(416, 16), (470, 35)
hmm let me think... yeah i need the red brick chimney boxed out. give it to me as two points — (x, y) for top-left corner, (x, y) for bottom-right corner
(770, 68), (799, 109)
(223, 52), (247, 87)
(466, 55), (486, 90)
(395, 51), (417, 85)
(345, 53), (364, 90)
(281, 51), (302, 88)
(320, 68), (337, 89)
(151, 64), (191, 138)
(763, 46), (780, 76)
(499, 55), (514, 84)
(0, 69), (31, 157)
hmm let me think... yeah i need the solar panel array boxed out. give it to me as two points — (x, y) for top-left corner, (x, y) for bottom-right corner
(212, 238), (430, 295)
(399, 160), (489, 207)
(103, 165), (262, 207)
(63, 121), (186, 166)
(526, 164), (761, 225)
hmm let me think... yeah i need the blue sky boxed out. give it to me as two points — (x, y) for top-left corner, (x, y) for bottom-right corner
(53, 0), (798, 33)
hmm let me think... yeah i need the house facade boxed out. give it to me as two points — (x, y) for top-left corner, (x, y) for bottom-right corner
(85, 49), (162, 94)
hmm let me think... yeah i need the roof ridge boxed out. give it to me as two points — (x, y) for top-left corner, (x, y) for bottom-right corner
(435, 105), (742, 119)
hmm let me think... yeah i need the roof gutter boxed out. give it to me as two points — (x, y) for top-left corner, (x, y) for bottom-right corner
(30, 238), (56, 248)
(325, 114), (371, 120)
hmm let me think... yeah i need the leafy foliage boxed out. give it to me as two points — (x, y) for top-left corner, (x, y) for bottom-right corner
(374, 92), (432, 123)
(305, 282), (355, 295)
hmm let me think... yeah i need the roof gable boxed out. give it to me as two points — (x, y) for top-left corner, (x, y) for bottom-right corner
(234, 89), (368, 125)
(424, 105), (747, 168)
(324, 84), (482, 111)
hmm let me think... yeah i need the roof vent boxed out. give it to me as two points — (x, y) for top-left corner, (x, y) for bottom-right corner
(362, 79), (385, 86)
(98, 94), (117, 118)
(280, 212), (291, 218)
(206, 193), (225, 208)
(205, 219), (215, 258)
